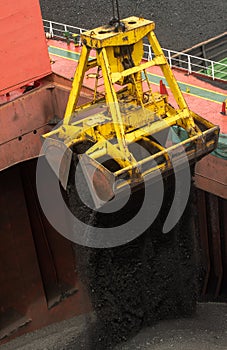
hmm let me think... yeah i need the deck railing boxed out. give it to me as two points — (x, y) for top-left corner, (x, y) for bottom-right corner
(43, 19), (227, 81)
(43, 19), (86, 46)
(143, 44), (227, 81)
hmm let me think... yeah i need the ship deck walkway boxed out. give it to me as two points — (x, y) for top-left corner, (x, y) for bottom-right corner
(200, 58), (227, 80)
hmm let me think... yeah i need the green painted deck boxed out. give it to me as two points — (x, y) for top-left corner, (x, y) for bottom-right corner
(200, 57), (227, 80)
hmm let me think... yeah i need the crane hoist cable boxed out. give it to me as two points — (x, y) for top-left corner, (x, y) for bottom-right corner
(110, 0), (125, 31)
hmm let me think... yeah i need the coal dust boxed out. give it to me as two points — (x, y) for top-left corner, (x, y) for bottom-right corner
(64, 154), (198, 350)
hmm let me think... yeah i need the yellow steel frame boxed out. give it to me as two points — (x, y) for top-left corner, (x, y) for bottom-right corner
(43, 16), (219, 199)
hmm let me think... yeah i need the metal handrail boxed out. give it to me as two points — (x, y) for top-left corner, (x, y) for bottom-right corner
(144, 44), (227, 80)
(43, 19), (227, 81)
(43, 19), (86, 46)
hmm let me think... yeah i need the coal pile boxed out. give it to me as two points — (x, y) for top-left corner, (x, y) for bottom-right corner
(39, 0), (226, 51)
(65, 153), (198, 350)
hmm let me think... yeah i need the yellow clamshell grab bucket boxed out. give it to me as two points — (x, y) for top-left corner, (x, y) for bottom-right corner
(42, 16), (219, 208)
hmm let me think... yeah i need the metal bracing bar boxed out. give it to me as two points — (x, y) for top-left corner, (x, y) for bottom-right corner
(97, 47), (132, 160)
(147, 31), (189, 111)
(111, 56), (165, 84)
(63, 45), (91, 125)
(86, 137), (132, 169)
(114, 126), (217, 176)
